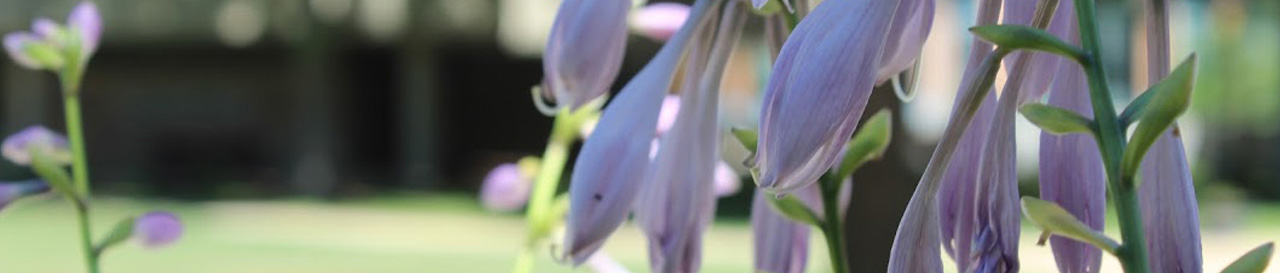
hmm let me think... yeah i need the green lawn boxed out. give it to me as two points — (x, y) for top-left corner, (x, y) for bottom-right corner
(0, 194), (1273, 272)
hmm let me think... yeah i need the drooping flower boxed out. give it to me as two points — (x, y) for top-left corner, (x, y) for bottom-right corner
(633, 1), (746, 271)
(0, 180), (51, 211)
(632, 3), (690, 42)
(540, 0), (631, 112)
(2, 2), (101, 71)
(1139, 0), (1203, 271)
(479, 161), (536, 211)
(2, 125), (72, 166)
(754, 0), (933, 193)
(561, 0), (717, 264)
(133, 211), (183, 248)
(751, 191), (811, 273)
(1034, 4), (1106, 272)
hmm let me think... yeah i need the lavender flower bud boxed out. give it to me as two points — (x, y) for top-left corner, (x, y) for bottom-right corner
(479, 162), (535, 211)
(2, 126), (72, 166)
(3, 33), (44, 69)
(875, 0), (935, 84)
(69, 2), (103, 59)
(751, 191), (811, 273)
(632, 3), (690, 42)
(754, 0), (905, 193)
(541, 0), (631, 111)
(562, 0), (716, 264)
(134, 211), (183, 248)
(0, 180), (50, 211)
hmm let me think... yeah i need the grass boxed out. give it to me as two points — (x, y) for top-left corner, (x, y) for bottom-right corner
(0, 194), (1273, 272)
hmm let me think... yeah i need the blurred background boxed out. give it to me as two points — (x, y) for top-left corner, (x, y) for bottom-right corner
(0, 0), (1276, 272)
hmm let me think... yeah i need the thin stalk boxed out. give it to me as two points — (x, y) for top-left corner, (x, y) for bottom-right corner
(60, 75), (98, 273)
(514, 109), (576, 273)
(819, 176), (848, 273)
(1073, 0), (1150, 272)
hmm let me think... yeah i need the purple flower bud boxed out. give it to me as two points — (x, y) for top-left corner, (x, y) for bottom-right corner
(633, 3), (690, 42)
(32, 18), (61, 39)
(2, 125), (72, 166)
(0, 180), (51, 211)
(754, 0), (905, 193)
(3, 33), (42, 69)
(1140, 1), (1202, 270)
(713, 161), (740, 198)
(68, 1), (102, 59)
(751, 191), (811, 273)
(479, 163), (533, 211)
(541, 0), (631, 111)
(134, 211), (183, 248)
(562, 0), (716, 264)
(875, 0), (935, 84)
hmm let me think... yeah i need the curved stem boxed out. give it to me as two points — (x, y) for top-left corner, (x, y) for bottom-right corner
(61, 83), (98, 272)
(1073, 0), (1150, 272)
(513, 110), (576, 273)
(820, 176), (848, 273)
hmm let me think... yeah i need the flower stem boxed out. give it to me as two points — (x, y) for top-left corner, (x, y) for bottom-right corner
(514, 109), (577, 273)
(61, 81), (98, 272)
(819, 176), (848, 273)
(1073, 0), (1150, 272)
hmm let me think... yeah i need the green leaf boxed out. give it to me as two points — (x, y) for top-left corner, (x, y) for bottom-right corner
(1020, 197), (1119, 256)
(1019, 103), (1095, 135)
(731, 127), (758, 153)
(1122, 55), (1197, 179)
(1221, 242), (1274, 273)
(93, 216), (138, 256)
(29, 149), (78, 202)
(833, 109), (893, 180)
(969, 25), (1085, 63)
(766, 194), (820, 227)
(23, 43), (66, 70)
(1117, 86), (1159, 129)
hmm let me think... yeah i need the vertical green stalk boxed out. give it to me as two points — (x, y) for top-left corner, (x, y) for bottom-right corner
(1073, 0), (1150, 272)
(61, 73), (99, 273)
(514, 109), (578, 273)
(819, 176), (848, 273)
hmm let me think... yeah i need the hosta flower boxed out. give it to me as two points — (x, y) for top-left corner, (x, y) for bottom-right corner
(2, 125), (72, 166)
(3, 2), (101, 71)
(633, 1), (745, 271)
(479, 162), (535, 211)
(562, 0), (716, 264)
(540, 0), (631, 112)
(134, 211), (183, 248)
(751, 191), (811, 273)
(755, 0), (934, 193)
(1140, 1), (1203, 271)
(0, 180), (50, 211)
(632, 3), (690, 42)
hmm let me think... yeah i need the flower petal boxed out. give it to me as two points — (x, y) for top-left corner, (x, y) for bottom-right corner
(754, 0), (902, 193)
(3, 33), (43, 70)
(542, 0), (631, 111)
(134, 211), (183, 248)
(1, 125), (72, 166)
(68, 1), (102, 59)
(876, 0), (935, 84)
(633, 3), (690, 42)
(0, 180), (50, 211)
(752, 191), (811, 273)
(562, 0), (717, 264)
(479, 163), (532, 211)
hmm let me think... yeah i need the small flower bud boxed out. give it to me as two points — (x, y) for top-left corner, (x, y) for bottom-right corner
(134, 211), (183, 248)
(2, 126), (72, 166)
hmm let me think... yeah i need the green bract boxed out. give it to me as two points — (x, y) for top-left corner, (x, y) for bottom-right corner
(1021, 197), (1119, 255)
(969, 24), (1085, 63)
(93, 216), (138, 256)
(833, 109), (892, 181)
(1220, 242), (1274, 273)
(1020, 103), (1095, 135)
(1121, 55), (1196, 180)
(766, 194), (819, 227)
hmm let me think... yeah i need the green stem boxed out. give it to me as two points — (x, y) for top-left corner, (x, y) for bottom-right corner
(514, 109), (576, 273)
(819, 176), (848, 273)
(1073, 0), (1150, 272)
(61, 77), (98, 272)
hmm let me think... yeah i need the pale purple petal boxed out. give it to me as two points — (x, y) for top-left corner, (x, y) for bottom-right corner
(0, 180), (50, 211)
(712, 161), (740, 197)
(751, 0), (769, 9)
(479, 163), (531, 211)
(875, 0), (935, 84)
(134, 211), (183, 248)
(633, 3), (689, 42)
(1000, 0), (1074, 105)
(562, 0), (716, 264)
(754, 0), (901, 193)
(32, 18), (61, 39)
(3, 33), (42, 69)
(585, 252), (632, 273)
(633, 2), (744, 271)
(542, 0), (631, 111)
(68, 1), (102, 59)
(1140, 0), (1202, 270)
(2, 125), (72, 166)
(752, 191), (810, 273)
(895, 0), (1000, 271)
(656, 95), (681, 135)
